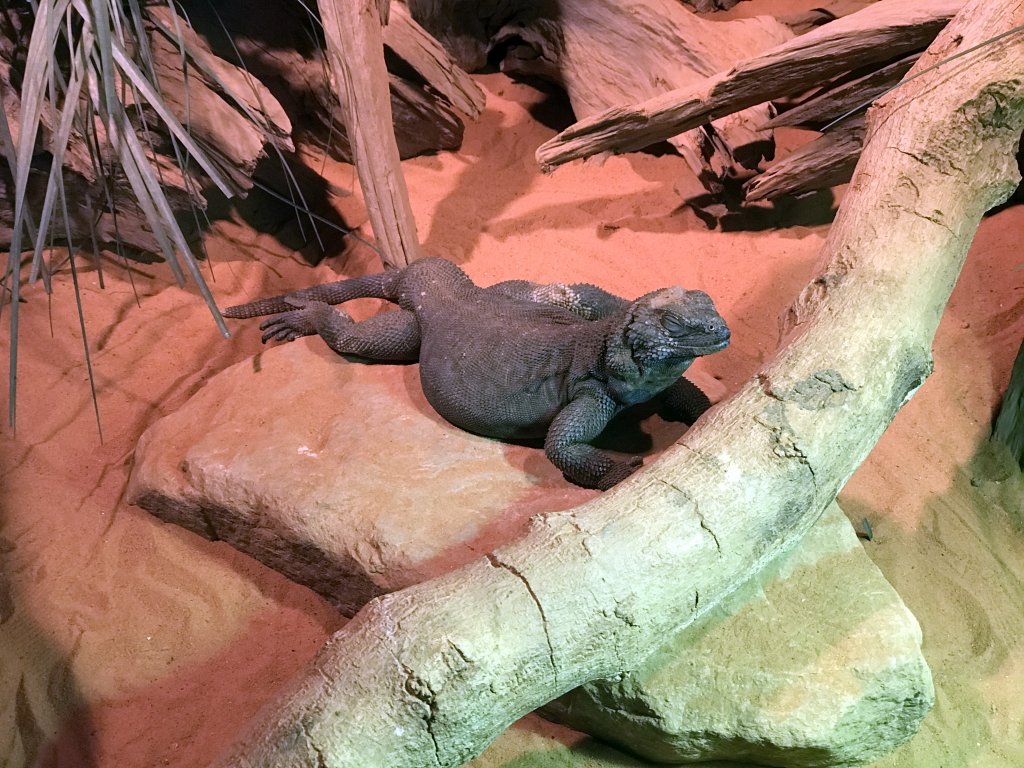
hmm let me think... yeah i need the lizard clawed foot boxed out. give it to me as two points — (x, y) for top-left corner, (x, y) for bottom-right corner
(560, 453), (643, 490)
(258, 300), (349, 344)
(593, 455), (644, 490)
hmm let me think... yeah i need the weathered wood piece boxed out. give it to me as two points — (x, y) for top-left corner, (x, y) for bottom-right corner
(302, 1), (485, 161)
(170, 0), (477, 165)
(212, 1), (1024, 764)
(764, 53), (918, 129)
(536, 0), (965, 171)
(407, 0), (791, 188)
(383, 2), (485, 119)
(298, 66), (466, 163)
(404, 0), (499, 72)
(317, 0), (423, 269)
(493, 0), (792, 188)
(744, 116), (865, 201)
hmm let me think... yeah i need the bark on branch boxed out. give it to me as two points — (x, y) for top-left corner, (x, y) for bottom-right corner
(214, 1), (1024, 765)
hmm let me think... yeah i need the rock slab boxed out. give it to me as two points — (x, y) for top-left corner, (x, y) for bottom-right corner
(128, 341), (600, 614)
(543, 503), (934, 766)
(129, 342), (932, 764)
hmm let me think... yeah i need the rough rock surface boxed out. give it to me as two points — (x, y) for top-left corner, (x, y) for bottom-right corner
(128, 340), (606, 614)
(129, 342), (931, 762)
(542, 503), (934, 767)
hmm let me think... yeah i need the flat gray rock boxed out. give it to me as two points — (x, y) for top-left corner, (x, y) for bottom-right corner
(543, 502), (934, 766)
(129, 341), (603, 614)
(129, 342), (931, 764)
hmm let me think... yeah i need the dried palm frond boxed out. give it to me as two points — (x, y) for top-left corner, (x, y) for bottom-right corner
(0, 0), (292, 431)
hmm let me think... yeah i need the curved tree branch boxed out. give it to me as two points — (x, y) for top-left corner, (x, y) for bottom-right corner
(213, 1), (1024, 765)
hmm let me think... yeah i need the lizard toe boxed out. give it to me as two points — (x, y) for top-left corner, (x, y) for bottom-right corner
(594, 458), (643, 490)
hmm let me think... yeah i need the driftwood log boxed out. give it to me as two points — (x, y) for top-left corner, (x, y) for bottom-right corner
(314, 0), (486, 268)
(212, 1), (1024, 765)
(492, 0), (793, 187)
(739, 54), (919, 200)
(290, 2), (485, 164)
(173, 0), (483, 166)
(535, 0), (964, 171)
(744, 115), (866, 201)
(409, 0), (793, 189)
(763, 53), (919, 130)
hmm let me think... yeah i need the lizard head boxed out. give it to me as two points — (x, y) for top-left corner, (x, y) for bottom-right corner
(608, 287), (730, 377)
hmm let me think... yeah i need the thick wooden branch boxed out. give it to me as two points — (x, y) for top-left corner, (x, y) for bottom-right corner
(493, 0), (792, 189)
(317, 0), (423, 269)
(306, 3), (485, 162)
(744, 116), (865, 201)
(763, 53), (918, 129)
(214, 1), (1024, 764)
(536, 0), (964, 171)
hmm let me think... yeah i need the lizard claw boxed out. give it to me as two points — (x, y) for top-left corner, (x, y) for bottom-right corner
(591, 456), (643, 490)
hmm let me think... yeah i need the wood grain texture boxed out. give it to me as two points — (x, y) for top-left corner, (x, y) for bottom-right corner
(317, 0), (423, 268)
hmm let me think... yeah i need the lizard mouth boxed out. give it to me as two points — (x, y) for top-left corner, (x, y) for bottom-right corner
(676, 329), (731, 357)
(689, 336), (731, 355)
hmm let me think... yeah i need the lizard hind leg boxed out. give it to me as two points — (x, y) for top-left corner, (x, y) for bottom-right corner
(223, 272), (397, 319)
(260, 301), (421, 361)
(321, 307), (421, 361)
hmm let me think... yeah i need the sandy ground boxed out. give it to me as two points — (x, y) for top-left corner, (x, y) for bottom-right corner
(1, 50), (1023, 768)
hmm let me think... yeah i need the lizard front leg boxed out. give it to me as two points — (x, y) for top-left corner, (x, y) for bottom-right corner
(545, 391), (641, 490)
(658, 376), (713, 424)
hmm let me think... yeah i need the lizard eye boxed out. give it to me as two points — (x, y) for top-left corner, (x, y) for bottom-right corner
(660, 312), (689, 333)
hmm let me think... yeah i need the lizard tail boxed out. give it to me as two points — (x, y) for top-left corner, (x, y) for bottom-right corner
(222, 273), (395, 319)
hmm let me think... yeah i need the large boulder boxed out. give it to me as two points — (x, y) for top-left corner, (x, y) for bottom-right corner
(543, 502), (934, 766)
(129, 342), (932, 763)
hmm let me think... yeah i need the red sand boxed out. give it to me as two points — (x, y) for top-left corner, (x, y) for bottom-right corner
(1, 64), (1022, 768)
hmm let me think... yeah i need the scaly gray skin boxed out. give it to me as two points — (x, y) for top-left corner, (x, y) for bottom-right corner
(223, 257), (730, 490)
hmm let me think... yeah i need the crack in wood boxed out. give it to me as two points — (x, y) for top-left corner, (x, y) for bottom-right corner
(653, 478), (722, 555)
(486, 552), (558, 684)
(374, 600), (444, 768)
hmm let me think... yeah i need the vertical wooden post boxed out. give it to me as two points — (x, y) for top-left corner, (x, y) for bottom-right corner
(317, 0), (423, 268)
